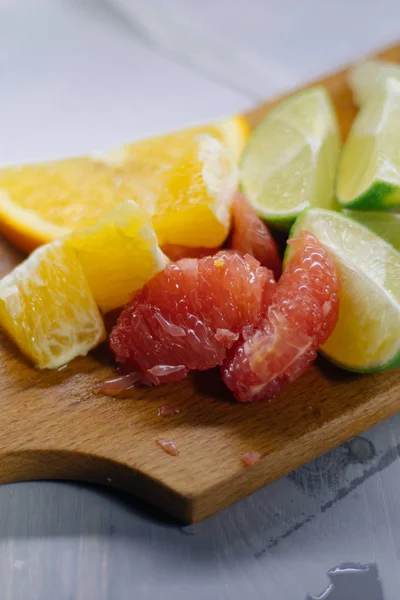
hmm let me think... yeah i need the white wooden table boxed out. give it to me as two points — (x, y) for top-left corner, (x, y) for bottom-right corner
(1, 1), (400, 598)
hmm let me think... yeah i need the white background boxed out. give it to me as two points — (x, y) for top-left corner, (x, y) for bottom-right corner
(1, 0), (399, 164)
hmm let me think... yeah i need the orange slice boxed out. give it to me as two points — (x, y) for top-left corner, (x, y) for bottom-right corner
(0, 199), (167, 368)
(0, 116), (247, 253)
(0, 241), (105, 369)
(107, 116), (248, 166)
(67, 199), (166, 313)
(152, 133), (237, 247)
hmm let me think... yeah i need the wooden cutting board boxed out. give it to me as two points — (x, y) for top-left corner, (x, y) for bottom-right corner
(1, 44), (399, 524)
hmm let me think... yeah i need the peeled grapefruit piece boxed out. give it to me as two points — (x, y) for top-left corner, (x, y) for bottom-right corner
(161, 244), (219, 262)
(229, 192), (282, 279)
(222, 231), (340, 402)
(292, 208), (400, 372)
(110, 252), (276, 385)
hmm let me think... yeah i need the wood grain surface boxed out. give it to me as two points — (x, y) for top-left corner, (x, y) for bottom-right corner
(0, 44), (399, 524)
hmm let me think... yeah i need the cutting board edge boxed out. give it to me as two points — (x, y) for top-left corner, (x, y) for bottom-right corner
(0, 448), (195, 522)
(2, 372), (400, 524)
(190, 388), (400, 521)
(0, 43), (399, 523)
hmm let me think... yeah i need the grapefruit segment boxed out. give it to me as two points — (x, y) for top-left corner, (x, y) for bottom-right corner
(222, 232), (340, 402)
(229, 192), (282, 279)
(110, 251), (276, 385)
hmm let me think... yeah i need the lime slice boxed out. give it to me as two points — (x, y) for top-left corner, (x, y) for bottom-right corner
(240, 86), (341, 228)
(289, 208), (400, 372)
(349, 59), (400, 107)
(343, 209), (400, 251)
(336, 77), (400, 211)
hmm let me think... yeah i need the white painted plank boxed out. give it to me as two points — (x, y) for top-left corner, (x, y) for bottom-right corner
(0, 0), (250, 164)
(110, 0), (400, 99)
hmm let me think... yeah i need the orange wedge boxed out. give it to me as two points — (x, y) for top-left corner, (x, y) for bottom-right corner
(152, 133), (237, 247)
(0, 241), (105, 368)
(106, 116), (249, 166)
(67, 199), (166, 313)
(0, 116), (247, 253)
(0, 199), (167, 367)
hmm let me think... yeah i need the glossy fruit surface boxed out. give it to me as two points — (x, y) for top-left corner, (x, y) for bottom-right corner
(222, 231), (340, 402)
(110, 251), (276, 384)
(229, 192), (282, 279)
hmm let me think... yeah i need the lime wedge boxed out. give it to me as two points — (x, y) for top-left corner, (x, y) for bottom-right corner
(289, 208), (400, 372)
(343, 209), (400, 251)
(240, 86), (341, 228)
(336, 77), (400, 211)
(349, 59), (400, 107)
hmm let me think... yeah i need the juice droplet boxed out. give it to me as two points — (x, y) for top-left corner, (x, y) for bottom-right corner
(97, 372), (140, 396)
(156, 437), (179, 456)
(242, 451), (261, 467)
(158, 405), (181, 417)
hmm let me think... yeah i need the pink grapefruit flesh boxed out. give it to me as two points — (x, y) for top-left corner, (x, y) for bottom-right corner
(229, 193), (282, 280)
(162, 244), (219, 262)
(110, 251), (276, 385)
(222, 232), (340, 402)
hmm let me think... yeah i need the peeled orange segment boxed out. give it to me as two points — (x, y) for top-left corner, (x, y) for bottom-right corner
(0, 116), (247, 253)
(152, 134), (237, 247)
(67, 200), (167, 313)
(0, 241), (105, 369)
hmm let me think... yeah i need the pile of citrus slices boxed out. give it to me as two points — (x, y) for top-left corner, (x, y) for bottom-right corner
(0, 60), (399, 404)
(0, 117), (247, 369)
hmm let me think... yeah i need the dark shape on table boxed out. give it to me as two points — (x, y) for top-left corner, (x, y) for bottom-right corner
(306, 563), (383, 600)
